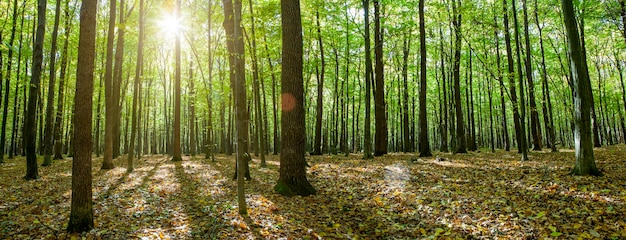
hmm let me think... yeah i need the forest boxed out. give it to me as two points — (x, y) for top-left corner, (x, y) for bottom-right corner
(0, 0), (625, 238)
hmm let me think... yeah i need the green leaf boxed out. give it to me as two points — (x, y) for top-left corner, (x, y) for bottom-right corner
(535, 211), (546, 219)
(551, 231), (563, 237)
(590, 229), (601, 238)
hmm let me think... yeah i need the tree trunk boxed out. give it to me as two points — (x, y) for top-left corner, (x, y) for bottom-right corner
(42, 0), (63, 166)
(172, 0), (182, 162)
(439, 27), (449, 152)
(67, 0), (96, 231)
(54, 0), (71, 159)
(373, 0), (387, 156)
(534, 0), (557, 152)
(452, 0), (466, 154)
(112, 0), (126, 159)
(401, 36), (411, 153)
(494, 15), (510, 151)
(418, 0), (431, 157)
(561, 0), (601, 176)
(0, 0), (19, 164)
(503, 0), (522, 154)
(512, 0), (529, 160)
(24, 0), (46, 180)
(102, 0), (116, 170)
(275, 0), (316, 197)
(224, 0), (250, 180)
(362, 0), (373, 159)
(128, 0), (144, 171)
(205, 0), (215, 161)
(311, 9), (325, 156)
(522, 0), (542, 151)
(248, 0), (266, 166)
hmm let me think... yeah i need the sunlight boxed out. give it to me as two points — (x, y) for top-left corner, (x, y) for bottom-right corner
(157, 10), (184, 41)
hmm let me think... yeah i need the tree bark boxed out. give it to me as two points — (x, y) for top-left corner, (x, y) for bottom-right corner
(42, 0), (63, 166)
(172, 0), (182, 162)
(275, 0), (316, 197)
(248, 0), (266, 166)
(362, 0), (373, 159)
(312, 9), (325, 156)
(452, 0), (466, 154)
(522, 0), (542, 151)
(503, 0), (522, 154)
(67, 0), (96, 231)
(128, 0), (144, 171)
(561, 0), (601, 176)
(54, 0), (71, 160)
(102, 0), (117, 169)
(373, 0), (387, 156)
(418, 0), (431, 157)
(0, 0), (19, 164)
(24, 0), (46, 180)
(534, 0), (557, 152)
(512, 0), (529, 160)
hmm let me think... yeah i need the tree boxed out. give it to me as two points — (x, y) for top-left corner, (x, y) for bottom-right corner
(503, 0), (522, 154)
(223, 0), (251, 180)
(452, 0), (467, 154)
(0, 0), (19, 164)
(172, 0), (182, 162)
(42, 0), (63, 166)
(561, 0), (601, 176)
(362, 0), (373, 159)
(67, 0), (97, 231)
(311, 7), (325, 156)
(522, 0), (542, 151)
(373, 0), (387, 156)
(102, 0), (117, 170)
(128, 0), (145, 171)
(512, 0), (529, 161)
(417, 0), (431, 157)
(54, 0), (72, 160)
(24, 0), (47, 180)
(275, 0), (316, 197)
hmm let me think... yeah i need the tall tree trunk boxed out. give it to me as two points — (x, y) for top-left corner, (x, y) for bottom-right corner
(102, 0), (117, 169)
(275, 0), (316, 197)
(232, 0), (249, 214)
(248, 0), (266, 166)
(172, 0), (182, 161)
(112, 0), (126, 159)
(312, 9), (325, 156)
(224, 0), (250, 179)
(512, 0), (529, 160)
(54, 0), (71, 159)
(42, 0), (63, 166)
(578, 11), (601, 148)
(401, 36), (411, 153)
(362, 0), (373, 159)
(534, 0), (557, 152)
(439, 26), (449, 152)
(67, 0), (96, 231)
(373, 0), (387, 156)
(418, 0), (431, 157)
(494, 14), (510, 151)
(503, 0), (522, 154)
(189, 59), (196, 156)
(24, 0), (46, 180)
(452, 0), (467, 154)
(561, 0), (600, 176)
(0, 0), (19, 164)
(205, 0), (215, 161)
(9, 12), (26, 159)
(522, 0), (542, 151)
(128, 0), (144, 171)
(263, 34), (280, 155)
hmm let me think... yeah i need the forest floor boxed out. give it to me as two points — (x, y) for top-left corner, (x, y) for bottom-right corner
(1, 145), (626, 239)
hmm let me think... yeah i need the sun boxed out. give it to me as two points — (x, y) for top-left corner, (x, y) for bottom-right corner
(157, 10), (184, 37)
